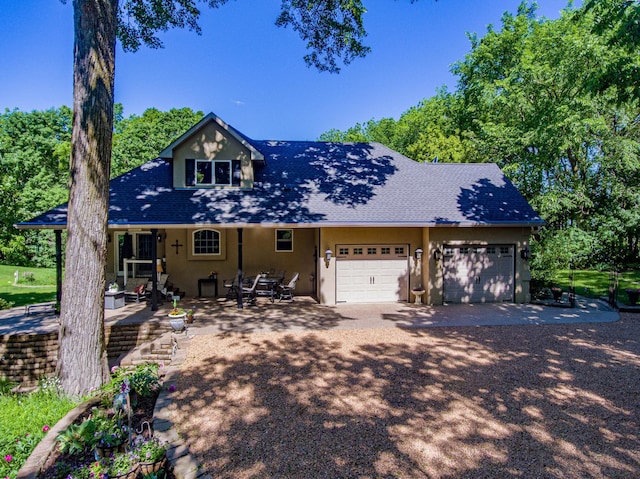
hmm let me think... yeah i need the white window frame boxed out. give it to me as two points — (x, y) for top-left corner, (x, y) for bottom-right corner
(192, 229), (221, 256)
(114, 231), (154, 276)
(275, 229), (294, 252)
(195, 160), (232, 186)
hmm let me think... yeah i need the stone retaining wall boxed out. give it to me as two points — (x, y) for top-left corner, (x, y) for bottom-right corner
(0, 321), (170, 387)
(0, 332), (58, 385)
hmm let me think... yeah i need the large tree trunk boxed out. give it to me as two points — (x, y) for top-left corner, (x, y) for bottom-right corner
(57, 0), (118, 397)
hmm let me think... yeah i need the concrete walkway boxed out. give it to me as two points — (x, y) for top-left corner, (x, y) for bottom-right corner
(179, 295), (619, 337)
(0, 296), (619, 337)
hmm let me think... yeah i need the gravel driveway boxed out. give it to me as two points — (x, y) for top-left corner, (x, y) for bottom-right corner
(168, 313), (640, 478)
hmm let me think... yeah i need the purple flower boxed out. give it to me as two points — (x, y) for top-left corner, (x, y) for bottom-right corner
(168, 384), (176, 393)
(5, 455), (12, 463)
(43, 425), (50, 432)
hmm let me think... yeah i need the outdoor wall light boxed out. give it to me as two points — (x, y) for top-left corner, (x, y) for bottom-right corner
(433, 248), (442, 262)
(324, 248), (333, 263)
(520, 247), (530, 261)
(415, 248), (423, 260)
(324, 248), (332, 267)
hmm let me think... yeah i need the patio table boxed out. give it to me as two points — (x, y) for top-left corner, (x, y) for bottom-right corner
(256, 277), (281, 302)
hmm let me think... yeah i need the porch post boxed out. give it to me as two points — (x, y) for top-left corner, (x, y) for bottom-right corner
(55, 229), (62, 311)
(150, 228), (158, 311)
(236, 228), (243, 309)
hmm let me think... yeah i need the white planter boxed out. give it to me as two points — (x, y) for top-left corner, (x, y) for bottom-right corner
(412, 290), (426, 305)
(168, 313), (186, 331)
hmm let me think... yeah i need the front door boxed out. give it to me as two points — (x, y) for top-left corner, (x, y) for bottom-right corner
(116, 232), (153, 277)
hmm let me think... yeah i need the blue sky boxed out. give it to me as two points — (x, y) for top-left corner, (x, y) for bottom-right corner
(1, 1), (576, 141)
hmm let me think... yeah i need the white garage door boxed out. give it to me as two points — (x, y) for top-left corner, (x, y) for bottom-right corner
(443, 245), (514, 303)
(336, 244), (409, 303)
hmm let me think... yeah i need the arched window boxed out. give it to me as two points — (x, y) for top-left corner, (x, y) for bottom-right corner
(193, 229), (221, 255)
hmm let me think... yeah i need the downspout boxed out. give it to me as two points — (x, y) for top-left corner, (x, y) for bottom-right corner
(55, 229), (63, 313)
(150, 228), (158, 311)
(236, 228), (243, 309)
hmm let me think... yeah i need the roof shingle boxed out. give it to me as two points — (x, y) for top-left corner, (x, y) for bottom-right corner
(19, 138), (544, 228)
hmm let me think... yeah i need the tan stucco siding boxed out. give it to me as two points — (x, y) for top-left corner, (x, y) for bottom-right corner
(105, 225), (532, 306)
(171, 122), (254, 189)
(242, 228), (317, 296)
(428, 226), (532, 304)
(163, 228), (316, 298)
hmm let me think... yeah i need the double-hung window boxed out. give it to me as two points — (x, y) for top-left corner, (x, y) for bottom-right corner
(275, 229), (293, 252)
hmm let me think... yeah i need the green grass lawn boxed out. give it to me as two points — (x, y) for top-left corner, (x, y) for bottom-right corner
(0, 380), (77, 479)
(554, 269), (640, 305)
(0, 265), (57, 308)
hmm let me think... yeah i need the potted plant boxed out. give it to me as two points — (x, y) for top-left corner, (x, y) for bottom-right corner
(88, 459), (109, 479)
(94, 413), (128, 458)
(625, 288), (640, 305)
(134, 436), (169, 475)
(168, 299), (186, 331)
(186, 309), (195, 324)
(107, 451), (139, 479)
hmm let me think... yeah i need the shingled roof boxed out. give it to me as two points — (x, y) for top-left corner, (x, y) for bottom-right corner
(18, 138), (544, 229)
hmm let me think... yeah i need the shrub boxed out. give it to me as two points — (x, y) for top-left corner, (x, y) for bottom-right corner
(0, 297), (14, 310)
(56, 419), (97, 455)
(104, 363), (161, 402)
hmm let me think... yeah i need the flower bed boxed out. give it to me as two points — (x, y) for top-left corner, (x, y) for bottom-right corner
(37, 364), (173, 479)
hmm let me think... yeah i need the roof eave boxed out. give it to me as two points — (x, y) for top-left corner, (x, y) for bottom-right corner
(15, 218), (545, 231)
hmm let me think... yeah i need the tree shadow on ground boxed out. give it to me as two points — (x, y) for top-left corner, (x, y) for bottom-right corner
(185, 297), (363, 334)
(171, 316), (640, 478)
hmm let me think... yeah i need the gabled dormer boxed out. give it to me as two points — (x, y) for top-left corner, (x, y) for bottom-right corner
(159, 112), (265, 190)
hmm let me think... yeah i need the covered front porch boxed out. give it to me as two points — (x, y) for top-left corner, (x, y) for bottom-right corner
(106, 226), (320, 309)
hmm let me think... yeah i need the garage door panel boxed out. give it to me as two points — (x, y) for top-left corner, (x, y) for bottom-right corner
(443, 245), (514, 303)
(336, 245), (408, 303)
(337, 260), (407, 303)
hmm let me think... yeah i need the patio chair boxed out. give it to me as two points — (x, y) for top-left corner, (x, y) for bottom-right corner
(145, 273), (170, 301)
(242, 274), (263, 305)
(124, 278), (149, 303)
(224, 276), (239, 300)
(277, 272), (299, 301)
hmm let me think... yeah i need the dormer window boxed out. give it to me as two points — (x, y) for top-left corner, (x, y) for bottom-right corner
(186, 159), (242, 187)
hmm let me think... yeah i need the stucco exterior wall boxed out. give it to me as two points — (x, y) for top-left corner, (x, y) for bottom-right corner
(428, 226), (532, 304)
(164, 227), (317, 298)
(105, 225), (532, 306)
(171, 121), (254, 189)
